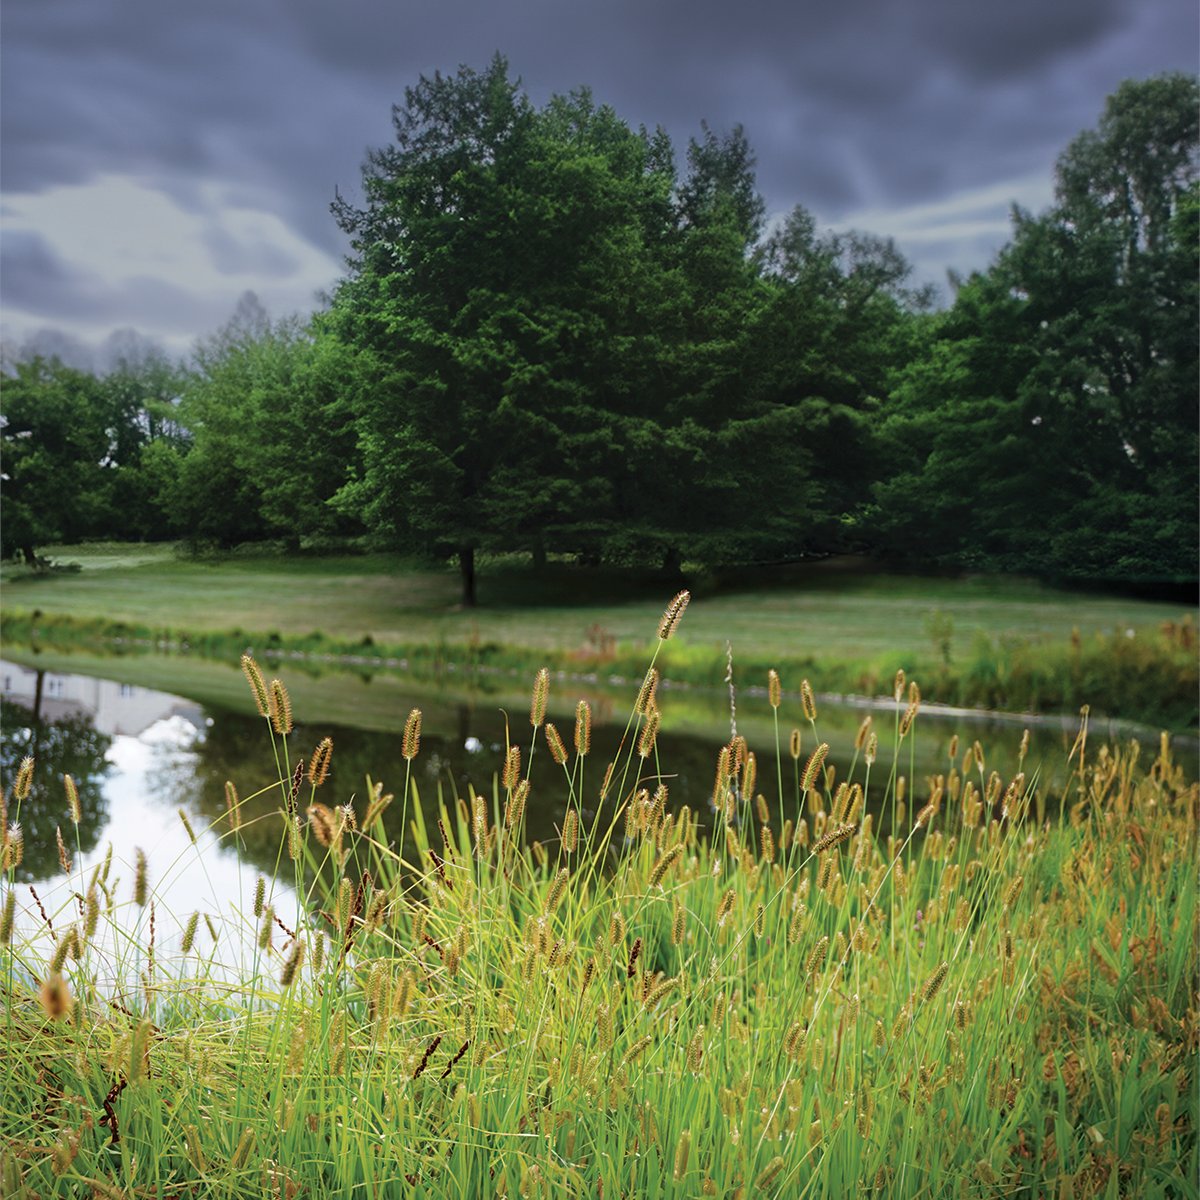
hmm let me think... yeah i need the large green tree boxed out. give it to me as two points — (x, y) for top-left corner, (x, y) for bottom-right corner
(329, 60), (823, 599)
(873, 73), (1198, 581)
(0, 358), (113, 564)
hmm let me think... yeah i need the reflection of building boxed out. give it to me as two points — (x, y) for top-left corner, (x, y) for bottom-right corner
(0, 660), (205, 737)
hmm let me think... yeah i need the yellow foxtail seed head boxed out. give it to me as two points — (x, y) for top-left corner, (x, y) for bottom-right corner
(561, 807), (579, 853)
(800, 679), (817, 721)
(638, 706), (661, 759)
(648, 843), (683, 889)
(308, 737), (333, 786)
(0, 890), (15, 945)
(812, 823), (856, 854)
(133, 847), (148, 907)
(545, 723), (567, 765)
(530, 667), (550, 728)
(241, 656), (269, 717)
(402, 708), (422, 760)
(14, 756), (35, 802)
(893, 669), (906, 703)
(948, 734), (959, 760)
(657, 590), (690, 640)
(574, 700), (591, 757)
(269, 679), (292, 735)
(854, 716), (872, 752)
(674, 1130), (691, 1181)
(502, 745), (521, 790)
(789, 728), (802, 760)
(801, 743), (829, 792)
(39, 973), (72, 1021)
(636, 668), (659, 716)
(922, 961), (950, 1004)
(224, 781), (241, 834)
(767, 670), (781, 708)
(181, 911), (199, 954)
(53, 826), (73, 876)
(64, 774), (81, 824)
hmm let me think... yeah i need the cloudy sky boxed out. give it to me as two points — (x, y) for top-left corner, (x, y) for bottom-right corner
(2, 0), (1196, 362)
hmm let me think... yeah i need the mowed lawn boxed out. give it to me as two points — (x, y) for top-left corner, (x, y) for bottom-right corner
(0, 542), (1187, 665)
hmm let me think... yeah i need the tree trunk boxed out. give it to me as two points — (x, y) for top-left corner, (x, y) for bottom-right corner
(532, 541), (547, 571)
(460, 545), (477, 607)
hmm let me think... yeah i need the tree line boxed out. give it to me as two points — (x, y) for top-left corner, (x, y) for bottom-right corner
(3, 64), (1195, 602)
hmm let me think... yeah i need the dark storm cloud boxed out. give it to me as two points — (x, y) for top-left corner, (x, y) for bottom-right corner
(2, 0), (1196, 337)
(1, 229), (225, 332)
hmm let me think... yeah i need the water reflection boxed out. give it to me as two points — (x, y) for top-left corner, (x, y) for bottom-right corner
(3, 655), (1196, 923)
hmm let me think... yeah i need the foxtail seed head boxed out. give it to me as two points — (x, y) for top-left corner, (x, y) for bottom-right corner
(402, 708), (422, 760)
(39, 973), (72, 1021)
(269, 679), (292, 735)
(14, 756), (34, 801)
(575, 701), (591, 756)
(545, 723), (568, 766)
(241, 656), (269, 718)
(789, 728), (802, 759)
(638, 706), (661, 759)
(56, 826), (71, 874)
(893, 669), (906, 703)
(308, 737), (333, 787)
(530, 668), (550, 728)
(561, 808), (579, 853)
(224, 781), (241, 834)
(801, 743), (830, 792)
(812, 823), (857, 854)
(502, 745), (521, 790)
(636, 668), (660, 716)
(922, 961), (950, 1004)
(133, 847), (148, 907)
(854, 716), (872, 752)
(768, 670), (781, 709)
(657, 590), (690, 640)
(800, 679), (817, 721)
(64, 774), (81, 824)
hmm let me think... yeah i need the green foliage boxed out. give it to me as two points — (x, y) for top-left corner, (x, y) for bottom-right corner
(874, 73), (1199, 582)
(1, 638), (1195, 1197)
(0, 359), (113, 563)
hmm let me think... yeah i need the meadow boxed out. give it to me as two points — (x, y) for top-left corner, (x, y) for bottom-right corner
(2, 543), (1196, 729)
(1, 592), (1196, 1197)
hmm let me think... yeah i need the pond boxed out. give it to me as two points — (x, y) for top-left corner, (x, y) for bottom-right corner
(3, 652), (1194, 971)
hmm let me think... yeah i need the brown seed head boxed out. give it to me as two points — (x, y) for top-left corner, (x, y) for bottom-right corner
(269, 680), (293, 735)
(39, 973), (72, 1020)
(801, 743), (829, 792)
(545, 723), (568, 765)
(308, 737), (333, 787)
(502, 745), (521, 790)
(133, 847), (148, 907)
(800, 679), (817, 721)
(402, 708), (422, 760)
(638, 706), (661, 759)
(657, 590), (690, 639)
(893, 669), (906, 703)
(241, 656), (269, 717)
(789, 728), (802, 760)
(55, 826), (71, 874)
(530, 667), (550, 728)
(63, 774), (81, 825)
(636, 668), (660, 716)
(569, 702), (590, 760)
(767, 670), (781, 709)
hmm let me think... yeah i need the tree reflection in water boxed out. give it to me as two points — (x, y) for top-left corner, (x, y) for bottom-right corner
(1, 693), (112, 882)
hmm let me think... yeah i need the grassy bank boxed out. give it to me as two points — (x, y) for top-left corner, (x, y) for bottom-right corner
(1, 602), (1196, 1197)
(2, 544), (1196, 727)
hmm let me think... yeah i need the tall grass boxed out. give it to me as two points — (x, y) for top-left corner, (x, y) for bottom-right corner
(1, 597), (1196, 1198)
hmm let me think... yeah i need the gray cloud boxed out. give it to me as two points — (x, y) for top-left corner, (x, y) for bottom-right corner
(2, 0), (1196, 341)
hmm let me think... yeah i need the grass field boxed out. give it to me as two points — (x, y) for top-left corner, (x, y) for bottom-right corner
(1, 542), (1187, 660)
(3, 543), (1196, 727)
(1, 636), (1196, 1198)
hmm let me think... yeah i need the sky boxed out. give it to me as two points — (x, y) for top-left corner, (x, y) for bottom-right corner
(2, 0), (1196, 365)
